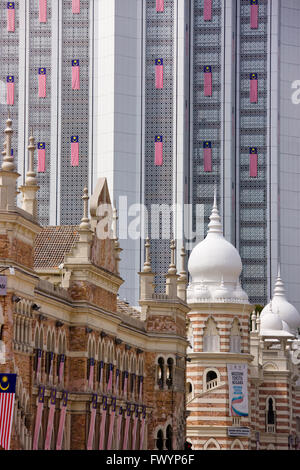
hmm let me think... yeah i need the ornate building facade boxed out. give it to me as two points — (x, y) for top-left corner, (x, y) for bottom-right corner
(186, 193), (300, 450)
(0, 117), (188, 451)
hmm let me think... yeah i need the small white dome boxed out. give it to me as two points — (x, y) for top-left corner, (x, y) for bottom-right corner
(260, 302), (283, 331)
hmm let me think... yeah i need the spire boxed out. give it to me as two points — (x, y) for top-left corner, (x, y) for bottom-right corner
(177, 244), (187, 302)
(168, 239), (177, 275)
(178, 245), (187, 281)
(79, 187), (91, 230)
(143, 237), (152, 273)
(20, 131), (39, 218)
(25, 130), (38, 186)
(273, 264), (286, 298)
(139, 237), (155, 302)
(207, 185), (222, 235)
(2, 115), (15, 172)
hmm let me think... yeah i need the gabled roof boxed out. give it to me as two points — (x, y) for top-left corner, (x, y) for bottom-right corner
(34, 226), (79, 269)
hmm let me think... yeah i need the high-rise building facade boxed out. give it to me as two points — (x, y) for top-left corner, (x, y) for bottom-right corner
(1, 0), (300, 312)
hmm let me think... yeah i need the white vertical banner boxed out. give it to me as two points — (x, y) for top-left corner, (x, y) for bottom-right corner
(227, 364), (248, 417)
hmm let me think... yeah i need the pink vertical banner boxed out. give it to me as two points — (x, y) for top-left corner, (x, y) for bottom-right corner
(156, 0), (164, 12)
(98, 361), (104, 388)
(39, 0), (47, 23)
(72, 0), (80, 14)
(155, 135), (163, 166)
(7, 3), (15, 32)
(71, 136), (79, 167)
(250, 73), (258, 102)
(56, 391), (68, 450)
(116, 407), (123, 450)
(138, 376), (143, 402)
(139, 406), (146, 450)
(204, 66), (212, 96)
(155, 59), (163, 89)
(44, 389), (56, 450)
(38, 68), (46, 98)
(204, 0), (212, 21)
(250, 0), (258, 29)
(37, 143), (46, 173)
(58, 354), (65, 383)
(123, 371), (128, 398)
(249, 147), (258, 177)
(6, 76), (14, 106)
(107, 397), (116, 450)
(32, 386), (45, 450)
(36, 349), (42, 380)
(88, 358), (95, 389)
(115, 368), (120, 395)
(87, 394), (97, 450)
(107, 363), (113, 393)
(99, 396), (108, 450)
(72, 60), (80, 90)
(122, 404), (131, 450)
(203, 141), (212, 172)
(48, 351), (53, 380)
(131, 405), (139, 450)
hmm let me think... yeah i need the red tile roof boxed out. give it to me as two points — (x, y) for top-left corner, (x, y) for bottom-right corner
(34, 226), (79, 269)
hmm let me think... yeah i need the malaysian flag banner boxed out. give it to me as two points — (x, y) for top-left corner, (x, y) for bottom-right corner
(38, 68), (46, 98)
(106, 397), (116, 450)
(155, 59), (163, 89)
(204, 0), (212, 21)
(123, 371), (129, 398)
(72, 0), (80, 14)
(139, 406), (146, 450)
(32, 385), (45, 450)
(138, 376), (143, 402)
(107, 363), (113, 393)
(87, 394), (97, 450)
(7, 76), (14, 106)
(132, 405), (139, 450)
(249, 147), (258, 177)
(58, 354), (65, 383)
(155, 135), (163, 166)
(204, 66), (212, 96)
(37, 143), (46, 173)
(72, 60), (80, 90)
(250, 0), (258, 29)
(71, 136), (79, 167)
(56, 391), (68, 450)
(36, 348), (42, 379)
(0, 373), (16, 450)
(39, 0), (47, 23)
(99, 396), (108, 450)
(116, 406), (123, 450)
(115, 368), (120, 394)
(44, 389), (56, 450)
(123, 404), (131, 450)
(250, 73), (258, 103)
(7, 3), (15, 32)
(156, 0), (164, 12)
(203, 141), (212, 172)
(88, 357), (95, 389)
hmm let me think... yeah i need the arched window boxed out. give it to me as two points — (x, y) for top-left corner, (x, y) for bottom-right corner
(157, 357), (164, 389)
(186, 381), (193, 401)
(156, 429), (164, 451)
(230, 318), (241, 353)
(205, 370), (218, 391)
(166, 358), (173, 389)
(166, 425), (173, 451)
(203, 317), (220, 352)
(266, 397), (276, 433)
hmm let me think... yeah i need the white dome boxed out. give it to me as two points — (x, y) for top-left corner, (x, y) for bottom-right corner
(260, 302), (283, 331)
(187, 192), (247, 304)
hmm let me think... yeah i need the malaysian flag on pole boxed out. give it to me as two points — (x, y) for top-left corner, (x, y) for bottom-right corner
(116, 406), (123, 450)
(0, 374), (16, 450)
(44, 389), (56, 450)
(155, 135), (163, 166)
(123, 371), (128, 398)
(7, 76), (14, 106)
(250, 0), (258, 29)
(123, 404), (131, 450)
(88, 357), (94, 389)
(99, 396), (108, 450)
(58, 354), (65, 383)
(155, 59), (163, 89)
(39, 0), (47, 23)
(138, 376), (143, 402)
(156, 0), (164, 12)
(38, 68), (46, 98)
(204, 66), (212, 96)
(107, 363), (113, 393)
(37, 143), (46, 173)
(139, 406), (146, 450)
(56, 391), (68, 450)
(204, 0), (212, 21)
(107, 397), (116, 450)
(72, 0), (80, 14)
(132, 405), (139, 450)
(250, 73), (258, 103)
(71, 136), (79, 167)
(203, 141), (212, 172)
(72, 60), (80, 90)
(249, 147), (258, 177)
(32, 385), (45, 450)
(87, 394), (97, 450)
(7, 3), (15, 32)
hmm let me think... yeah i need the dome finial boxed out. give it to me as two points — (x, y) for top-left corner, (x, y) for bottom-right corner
(273, 265), (286, 298)
(207, 186), (222, 235)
